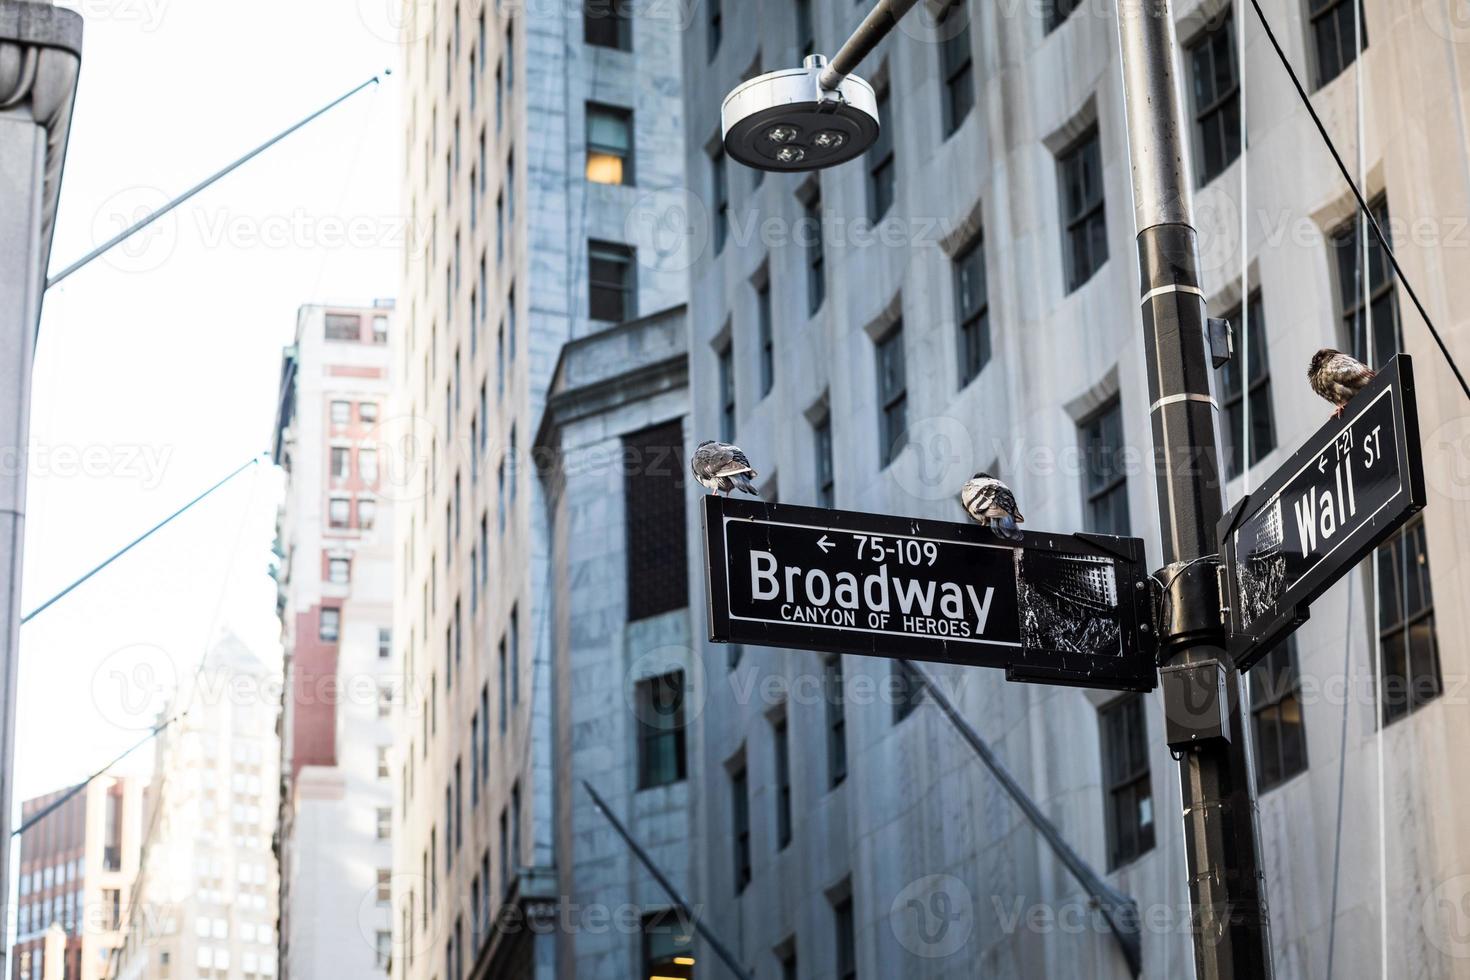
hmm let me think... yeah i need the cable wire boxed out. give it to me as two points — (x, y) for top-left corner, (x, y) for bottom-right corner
(1244, 0), (1470, 401)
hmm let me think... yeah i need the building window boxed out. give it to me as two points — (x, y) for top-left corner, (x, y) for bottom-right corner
(802, 188), (826, 314)
(324, 313), (359, 341)
(796, 0), (815, 58)
(330, 400), (351, 424)
(710, 146), (729, 253)
(376, 806), (392, 840)
(1189, 11), (1241, 186)
(1099, 693), (1154, 869)
(624, 420), (689, 620)
(1334, 196), (1401, 365)
(359, 401), (379, 423)
(954, 234), (990, 386)
(377, 627), (392, 659)
(757, 279), (774, 398)
(731, 760), (750, 893)
(892, 660), (924, 722)
(375, 930), (391, 968)
(588, 240), (636, 321)
(1045, 0), (1082, 30)
(1377, 516), (1441, 725)
(773, 715), (792, 849)
(1215, 291), (1276, 478)
(780, 946), (799, 980)
(825, 655), (847, 788)
(875, 324), (907, 467)
(328, 558), (350, 584)
(328, 497), (348, 530)
(586, 102), (633, 185)
(833, 894), (856, 980)
(708, 0), (722, 58)
(1250, 640), (1309, 790)
(377, 746), (390, 779)
(717, 340), (736, 442)
(637, 671), (688, 789)
(867, 84), (895, 218)
(938, 2), (974, 135)
(642, 909), (695, 980)
(1311, 0), (1366, 89)
(1058, 126), (1108, 291)
(813, 413), (834, 508)
(320, 608), (341, 642)
(376, 869), (392, 904)
(358, 497), (377, 530)
(1081, 398), (1130, 536)
(330, 446), (350, 479)
(584, 0), (632, 49)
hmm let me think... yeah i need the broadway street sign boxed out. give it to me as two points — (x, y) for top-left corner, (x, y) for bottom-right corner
(1219, 354), (1425, 670)
(702, 495), (1158, 692)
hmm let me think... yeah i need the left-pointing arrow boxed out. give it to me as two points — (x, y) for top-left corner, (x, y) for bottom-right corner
(817, 535), (835, 554)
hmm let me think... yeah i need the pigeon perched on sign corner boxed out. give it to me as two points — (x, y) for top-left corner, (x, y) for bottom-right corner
(691, 440), (761, 497)
(1308, 348), (1375, 418)
(960, 472), (1024, 542)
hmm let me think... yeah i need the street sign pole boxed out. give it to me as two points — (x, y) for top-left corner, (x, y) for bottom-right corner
(1113, 0), (1273, 974)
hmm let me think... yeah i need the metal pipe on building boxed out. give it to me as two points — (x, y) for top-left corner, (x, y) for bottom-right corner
(817, 0), (921, 91)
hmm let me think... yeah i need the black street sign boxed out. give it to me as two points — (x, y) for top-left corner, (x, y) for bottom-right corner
(1219, 354), (1425, 669)
(702, 495), (1158, 691)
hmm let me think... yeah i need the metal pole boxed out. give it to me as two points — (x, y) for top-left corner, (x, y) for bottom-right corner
(904, 661), (1141, 975)
(817, 0), (921, 91)
(0, 4), (82, 976)
(1112, 0), (1273, 976)
(46, 71), (386, 290)
(582, 781), (753, 980)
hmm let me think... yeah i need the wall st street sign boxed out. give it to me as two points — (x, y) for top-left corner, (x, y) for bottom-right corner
(1219, 354), (1425, 670)
(701, 496), (1158, 691)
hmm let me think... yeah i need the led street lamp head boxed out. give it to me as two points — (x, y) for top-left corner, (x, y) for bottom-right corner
(721, 55), (879, 173)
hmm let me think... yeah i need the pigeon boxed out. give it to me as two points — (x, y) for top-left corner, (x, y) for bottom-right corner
(691, 440), (760, 496)
(960, 472), (1024, 542)
(1308, 348), (1376, 418)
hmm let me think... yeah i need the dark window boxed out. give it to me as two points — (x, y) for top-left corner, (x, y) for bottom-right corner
(637, 671), (688, 788)
(1058, 127), (1108, 291)
(796, 0), (815, 58)
(813, 414), (835, 508)
(780, 946), (799, 980)
(867, 85), (895, 218)
(938, 3), (974, 135)
(732, 761), (750, 893)
(498, 808), (510, 893)
(834, 894), (856, 980)
(324, 313), (360, 341)
(803, 189), (826, 314)
(711, 147), (729, 252)
(718, 341), (736, 442)
(642, 909), (695, 980)
(1189, 11), (1241, 186)
(584, 0), (632, 49)
(1081, 399), (1130, 536)
(826, 655), (847, 787)
(892, 659), (924, 722)
(757, 279), (774, 397)
(954, 234), (990, 386)
(586, 102), (633, 185)
(588, 240), (636, 321)
(1045, 0), (1082, 31)
(498, 639), (507, 733)
(1334, 196), (1401, 366)
(1377, 516), (1441, 725)
(773, 715), (792, 848)
(1311, 0), (1366, 89)
(1215, 291), (1277, 478)
(708, 0), (722, 57)
(624, 420), (689, 620)
(1250, 639), (1309, 790)
(1100, 694), (1154, 869)
(876, 325), (907, 467)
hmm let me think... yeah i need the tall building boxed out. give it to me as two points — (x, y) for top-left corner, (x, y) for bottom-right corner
(391, 1), (692, 977)
(681, 0), (1470, 977)
(10, 778), (142, 980)
(271, 301), (398, 979)
(109, 635), (280, 980)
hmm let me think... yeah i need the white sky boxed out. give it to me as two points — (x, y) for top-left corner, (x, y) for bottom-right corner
(15, 0), (405, 803)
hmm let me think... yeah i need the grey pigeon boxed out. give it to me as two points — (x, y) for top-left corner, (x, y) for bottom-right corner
(1308, 348), (1375, 418)
(960, 472), (1024, 542)
(691, 440), (760, 496)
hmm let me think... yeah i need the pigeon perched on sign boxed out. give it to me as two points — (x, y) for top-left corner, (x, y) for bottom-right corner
(1308, 348), (1376, 418)
(960, 472), (1024, 542)
(691, 440), (761, 497)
